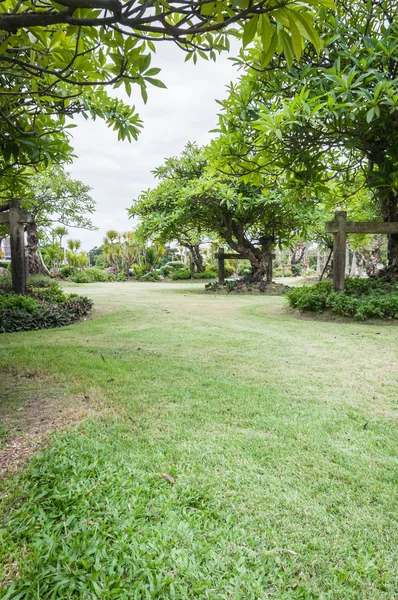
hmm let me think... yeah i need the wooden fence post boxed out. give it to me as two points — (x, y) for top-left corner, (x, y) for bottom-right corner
(218, 247), (225, 283)
(333, 211), (347, 292)
(9, 199), (27, 295)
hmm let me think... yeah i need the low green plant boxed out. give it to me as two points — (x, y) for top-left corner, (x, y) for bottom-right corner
(0, 261), (10, 270)
(162, 261), (185, 276)
(31, 282), (67, 304)
(59, 264), (72, 278)
(0, 294), (93, 333)
(139, 272), (159, 282)
(27, 275), (54, 288)
(116, 273), (128, 282)
(0, 294), (40, 313)
(274, 267), (292, 277)
(286, 277), (398, 320)
(69, 268), (115, 283)
(171, 269), (192, 280)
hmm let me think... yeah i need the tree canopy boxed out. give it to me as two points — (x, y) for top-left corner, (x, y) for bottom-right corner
(130, 143), (319, 280)
(209, 0), (398, 270)
(0, 0), (332, 192)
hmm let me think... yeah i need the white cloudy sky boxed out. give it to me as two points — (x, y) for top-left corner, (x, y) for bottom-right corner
(68, 44), (240, 250)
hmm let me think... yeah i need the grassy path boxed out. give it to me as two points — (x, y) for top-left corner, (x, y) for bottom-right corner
(0, 281), (398, 599)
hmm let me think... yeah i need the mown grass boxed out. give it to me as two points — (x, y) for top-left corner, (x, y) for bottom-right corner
(0, 281), (398, 599)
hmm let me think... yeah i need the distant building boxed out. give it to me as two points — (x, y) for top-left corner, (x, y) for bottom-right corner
(0, 236), (11, 260)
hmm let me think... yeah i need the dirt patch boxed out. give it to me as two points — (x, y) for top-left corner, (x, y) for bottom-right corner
(0, 368), (99, 478)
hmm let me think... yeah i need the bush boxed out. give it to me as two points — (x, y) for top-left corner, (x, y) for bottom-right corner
(195, 270), (217, 279)
(274, 267), (292, 277)
(162, 261), (185, 276)
(116, 273), (128, 282)
(286, 281), (332, 312)
(0, 294), (40, 313)
(59, 264), (72, 278)
(0, 261), (10, 270)
(139, 272), (159, 281)
(69, 268), (115, 283)
(171, 269), (192, 280)
(286, 277), (398, 320)
(27, 275), (54, 288)
(131, 264), (147, 279)
(0, 294), (93, 333)
(31, 282), (67, 304)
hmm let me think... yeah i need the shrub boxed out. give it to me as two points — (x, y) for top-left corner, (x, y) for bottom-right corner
(116, 273), (128, 282)
(274, 267), (292, 277)
(0, 261), (10, 270)
(162, 261), (185, 276)
(31, 282), (67, 304)
(286, 281), (332, 312)
(27, 275), (54, 287)
(171, 269), (192, 280)
(195, 270), (217, 279)
(0, 294), (40, 313)
(0, 294), (93, 333)
(59, 264), (72, 278)
(139, 272), (159, 281)
(131, 264), (147, 279)
(69, 268), (115, 283)
(286, 277), (398, 320)
(204, 264), (218, 273)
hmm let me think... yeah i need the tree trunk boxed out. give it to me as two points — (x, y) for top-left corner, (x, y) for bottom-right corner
(26, 221), (50, 275)
(188, 244), (205, 273)
(381, 193), (398, 275)
(350, 251), (357, 276)
(290, 241), (306, 276)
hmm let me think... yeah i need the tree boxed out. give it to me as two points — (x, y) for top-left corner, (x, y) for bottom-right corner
(210, 0), (398, 273)
(131, 143), (318, 281)
(20, 166), (96, 274)
(0, 0), (329, 190)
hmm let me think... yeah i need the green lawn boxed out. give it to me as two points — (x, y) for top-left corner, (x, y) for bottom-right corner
(1, 280), (398, 599)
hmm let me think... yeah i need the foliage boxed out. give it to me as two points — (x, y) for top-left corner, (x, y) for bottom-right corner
(24, 168), (95, 231)
(59, 265), (72, 278)
(69, 267), (116, 284)
(139, 272), (160, 282)
(0, 295), (93, 333)
(30, 283), (67, 304)
(131, 143), (318, 281)
(0, 0), (329, 197)
(210, 0), (398, 269)
(161, 261), (185, 276)
(287, 277), (398, 319)
(171, 269), (192, 280)
(274, 267), (293, 277)
(0, 277), (93, 332)
(0, 293), (40, 313)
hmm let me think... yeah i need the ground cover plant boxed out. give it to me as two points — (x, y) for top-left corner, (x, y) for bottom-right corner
(0, 276), (92, 333)
(287, 277), (398, 320)
(0, 281), (397, 598)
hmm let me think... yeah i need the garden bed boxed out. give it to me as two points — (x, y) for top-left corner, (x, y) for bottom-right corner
(0, 275), (93, 333)
(205, 280), (290, 295)
(286, 277), (398, 320)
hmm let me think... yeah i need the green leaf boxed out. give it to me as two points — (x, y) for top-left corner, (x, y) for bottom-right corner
(242, 16), (258, 48)
(287, 13), (302, 60)
(144, 77), (167, 89)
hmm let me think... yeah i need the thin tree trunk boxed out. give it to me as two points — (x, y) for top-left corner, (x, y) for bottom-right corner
(26, 221), (49, 275)
(350, 251), (357, 276)
(345, 245), (350, 275)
